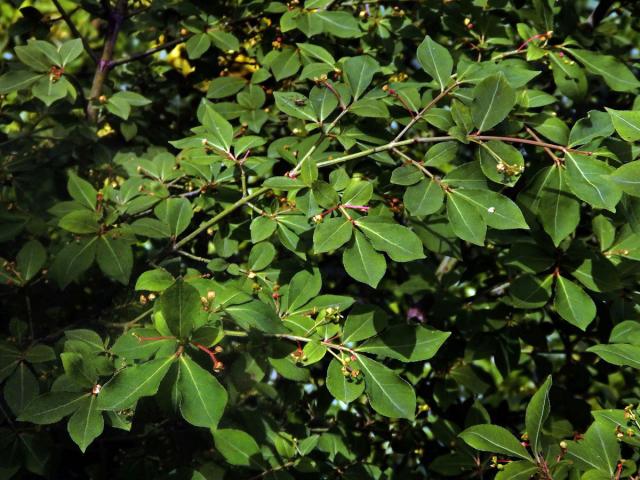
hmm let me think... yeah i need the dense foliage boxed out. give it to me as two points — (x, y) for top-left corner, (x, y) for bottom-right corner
(2, 0), (640, 478)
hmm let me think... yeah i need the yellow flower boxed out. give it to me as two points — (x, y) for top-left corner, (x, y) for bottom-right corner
(167, 44), (195, 76)
(97, 123), (115, 138)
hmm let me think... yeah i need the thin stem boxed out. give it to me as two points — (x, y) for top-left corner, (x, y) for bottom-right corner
(109, 35), (192, 67)
(315, 136), (429, 169)
(174, 186), (269, 249)
(525, 126), (561, 164)
(248, 461), (296, 480)
(469, 134), (592, 155)
(223, 330), (249, 337)
(392, 148), (436, 180)
(392, 81), (459, 143)
(86, 0), (127, 121)
(222, 330), (357, 355)
(176, 250), (209, 263)
(104, 307), (153, 330)
(25, 292), (34, 340)
(290, 106), (351, 176)
(246, 202), (270, 216)
(51, 0), (98, 63)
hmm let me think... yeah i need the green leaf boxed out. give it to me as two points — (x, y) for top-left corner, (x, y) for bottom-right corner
(529, 113), (569, 145)
(212, 429), (264, 469)
(112, 328), (176, 361)
(417, 36), (453, 91)
(300, 341), (326, 366)
(59, 210), (100, 234)
(157, 280), (205, 339)
(250, 216), (277, 242)
(565, 420), (620, 476)
(587, 344), (640, 369)
(297, 43), (335, 66)
(4, 363), (39, 415)
(15, 42), (53, 71)
(564, 152), (621, 212)
(446, 190), (486, 245)
(135, 268), (175, 291)
(343, 305), (388, 343)
(309, 85), (338, 122)
(65, 329), (105, 353)
(96, 237), (132, 285)
(313, 217), (353, 253)
(525, 376), (552, 456)
(610, 320), (640, 345)
(178, 355), (227, 429)
(478, 141), (524, 186)
(568, 110), (614, 147)
(154, 198), (193, 236)
(67, 395), (104, 453)
(186, 33), (211, 59)
(209, 30), (240, 52)
(390, 165), (422, 186)
(459, 425), (533, 461)
(286, 269), (321, 312)
(548, 51), (587, 100)
(18, 392), (88, 425)
(356, 216), (425, 262)
(98, 356), (175, 410)
(565, 48), (640, 92)
(443, 160), (487, 189)
(24, 345), (55, 363)
(130, 218), (171, 238)
(471, 73), (516, 132)
(0, 70), (43, 94)
(495, 461), (540, 480)
(326, 358), (364, 403)
(50, 238), (98, 289)
(312, 180), (339, 208)
(343, 56), (379, 100)
(554, 275), (596, 330)
(16, 239), (46, 283)
(59, 39), (83, 66)
(201, 101), (233, 151)
(349, 98), (389, 117)
(316, 11), (361, 38)
(207, 77), (246, 99)
(274, 92), (317, 122)
(460, 189), (528, 230)
(606, 108), (640, 142)
(248, 242), (276, 271)
(356, 355), (416, 420)
(32, 75), (69, 106)
(611, 161), (640, 197)
(357, 326), (450, 362)
(263, 176), (306, 190)
(271, 47), (301, 81)
(528, 165), (581, 246)
(226, 300), (285, 333)
(342, 230), (386, 288)
(342, 180), (373, 206)
(509, 274), (553, 309)
(60, 352), (95, 388)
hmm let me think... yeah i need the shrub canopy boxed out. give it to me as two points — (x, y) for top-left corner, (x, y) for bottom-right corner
(1, 0), (640, 478)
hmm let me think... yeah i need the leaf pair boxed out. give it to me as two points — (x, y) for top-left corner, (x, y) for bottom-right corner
(446, 188), (528, 245)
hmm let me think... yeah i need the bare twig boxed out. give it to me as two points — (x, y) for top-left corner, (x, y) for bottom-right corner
(109, 35), (192, 68)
